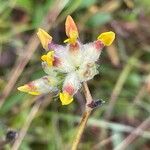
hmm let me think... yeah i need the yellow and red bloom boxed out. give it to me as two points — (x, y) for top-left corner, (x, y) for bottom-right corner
(18, 15), (115, 105)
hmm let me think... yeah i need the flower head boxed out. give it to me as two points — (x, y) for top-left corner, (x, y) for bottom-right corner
(18, 15), (115, 105)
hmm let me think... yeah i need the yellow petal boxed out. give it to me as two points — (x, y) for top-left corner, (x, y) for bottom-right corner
(59, 92), (73, 105)
(28, 91), (41, 95)
(97, 31), (115, 46)
(37, 28), (52, 50)
(63, 37), (77, 44)
(65, 15), (78, 44)
(17, 85), (30, 92)
(41, 55), (47, 62)
(41, 51), (54, 67)
(64, 38), (70, 43)
(17, 85), (40, 95)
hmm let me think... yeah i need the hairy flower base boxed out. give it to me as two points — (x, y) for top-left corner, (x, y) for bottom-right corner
(18, 15), (115, 106)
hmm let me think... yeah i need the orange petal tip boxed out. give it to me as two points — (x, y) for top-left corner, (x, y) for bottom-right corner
(65, 15), (78, 42)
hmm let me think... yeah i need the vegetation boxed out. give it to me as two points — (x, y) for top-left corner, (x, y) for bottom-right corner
(0, 0), (150, 149)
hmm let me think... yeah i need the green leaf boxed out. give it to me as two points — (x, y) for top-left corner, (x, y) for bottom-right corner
(31, 0), (53, 27)
(57, 0), (82, 23)
(0, 1), (9, 14)
(86, 12), (112, 27)
(79, 0), (97, 9)
(30, 69), (45, 80)
(32, 4), (45, 27)
(16, 0), (33, 13)
(0, 92), (26, 114)
(112, 132), (124, 149)
(126, 72), (141, 88)
(136, 0), (150, 12)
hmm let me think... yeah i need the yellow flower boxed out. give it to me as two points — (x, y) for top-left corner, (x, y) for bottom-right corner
(41, 51), (54, 67)
(97, 31), (115, 46)
(59, 92), (73, 105)
(37, 28), (52, 50)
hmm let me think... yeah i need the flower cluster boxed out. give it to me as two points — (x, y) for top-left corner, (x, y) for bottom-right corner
(18, 15), (115, 105)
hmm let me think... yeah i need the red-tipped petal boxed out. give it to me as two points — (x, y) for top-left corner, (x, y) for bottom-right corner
(65, 15), (78, 39)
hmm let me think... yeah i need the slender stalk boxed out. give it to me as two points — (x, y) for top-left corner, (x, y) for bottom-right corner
(71, 110), (91, 150)
(71, 82), (93, 150)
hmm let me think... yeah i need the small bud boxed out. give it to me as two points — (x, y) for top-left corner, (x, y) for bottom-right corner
(6, 130), (18, 142)
(87, 99), (105, 109)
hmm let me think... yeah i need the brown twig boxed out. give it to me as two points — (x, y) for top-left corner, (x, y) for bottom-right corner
(132, 73), (150, 112)
(114, 117), (150, 150)
(93, 135), (116, 150)
(133, 85), (146, 104)
(71, 82), (93, 150)
(133, 73), (150, 104)
(0, 0), (69, 109)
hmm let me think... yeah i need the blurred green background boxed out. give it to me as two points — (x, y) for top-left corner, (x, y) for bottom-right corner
(0, 0), (150, 149)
